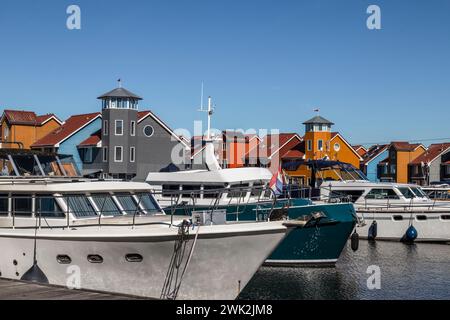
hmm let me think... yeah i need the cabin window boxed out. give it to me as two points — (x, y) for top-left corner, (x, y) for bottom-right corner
(365, 189), (399, 200)
(250, 183), (264, 198)
(36, 195), (64, 218)
(393, 215), (403, 221)
(227, 184), (249, 199)
(0, 193), (8, 216)
(135, 193), (160, 214)
(12, 195), (32, 217)
(181, 185), (201, 198)
(162, 185), (180, 197)
(416, 215), (427, 221)
(65, 195), (97, 218)
(398, 187), (415, 199)
(410, 187), (427, 198)
(203, 185), (225, 199)
(329, 190), (364, 203)
(116, 194), (142, 215)
(91, 194), (121, 216)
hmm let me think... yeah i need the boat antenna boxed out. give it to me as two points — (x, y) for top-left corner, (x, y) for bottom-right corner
(197, 83), (214, 140)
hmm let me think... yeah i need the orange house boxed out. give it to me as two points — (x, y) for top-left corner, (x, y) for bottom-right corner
(282, 116), (363, 185)
(0, 110), (62, 149)
(377, 142), (427, 183)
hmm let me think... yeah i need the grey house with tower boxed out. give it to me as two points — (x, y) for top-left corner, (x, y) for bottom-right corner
(79, 84), (190, 181)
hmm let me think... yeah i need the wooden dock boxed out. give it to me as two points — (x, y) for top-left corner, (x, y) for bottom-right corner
(0, 278), (141, 300)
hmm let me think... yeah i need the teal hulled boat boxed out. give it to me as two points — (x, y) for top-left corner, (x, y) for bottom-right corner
(164, 197), (357, 266)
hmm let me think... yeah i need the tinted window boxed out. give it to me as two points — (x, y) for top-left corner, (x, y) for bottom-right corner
(365, 189), (399, 200)
(135, 193), (160, 214)
(65, 195), (97, 218)
(116, 194), (141, 215)
(12, 195), (32, 217)
(181, 185), (201, 198)
(398, 188), (415, 199)
(36, 195), (64, 218)
(91, 194), (121, 216)
(203, 185), (225, 199)
(0, 193), (8, 216)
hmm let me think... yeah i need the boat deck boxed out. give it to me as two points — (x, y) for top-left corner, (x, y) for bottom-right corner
(0, 278), (144, 300)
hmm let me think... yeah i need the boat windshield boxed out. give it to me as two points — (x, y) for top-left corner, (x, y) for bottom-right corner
(410, 187), (428, 198)
(397, 187), (416, 199)
(135, 193), (161, 214)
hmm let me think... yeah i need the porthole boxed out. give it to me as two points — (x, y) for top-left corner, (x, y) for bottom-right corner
(416, 215), (427, 221)
(13, 260), (18, 266)
(393, 215), (403, 221)
(87, 255), (103, 264)
(57, 255), (72, 264)
(125, 254), (143, 263)
(143, 125), (154, 137)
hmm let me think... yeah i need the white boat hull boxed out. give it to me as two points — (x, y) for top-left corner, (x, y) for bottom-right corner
(0, 221), (287, 300)
(356, 209), (450, 242)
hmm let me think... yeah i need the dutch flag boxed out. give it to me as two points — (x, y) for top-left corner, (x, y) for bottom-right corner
(269, 167), (285, 196)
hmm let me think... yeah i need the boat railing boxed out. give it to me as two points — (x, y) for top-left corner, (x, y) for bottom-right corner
(150, 184), (282, 222)
(320, 186), (450, 211)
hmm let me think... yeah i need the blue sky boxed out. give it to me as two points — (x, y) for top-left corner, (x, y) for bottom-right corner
(0, 0), (449, 145)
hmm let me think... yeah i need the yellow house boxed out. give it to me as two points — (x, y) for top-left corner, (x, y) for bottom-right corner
(0, 110), (62, 149)
(283, 115), (363, 184)
(377, 142), (427, 183)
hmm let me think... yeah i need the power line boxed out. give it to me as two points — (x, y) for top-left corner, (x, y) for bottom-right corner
(354, 137), (450, 146)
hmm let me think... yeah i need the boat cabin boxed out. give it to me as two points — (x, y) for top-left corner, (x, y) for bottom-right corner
(0, 179), (163, 228)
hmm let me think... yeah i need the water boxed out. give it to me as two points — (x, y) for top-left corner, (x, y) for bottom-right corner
(240, 241), (450, 300)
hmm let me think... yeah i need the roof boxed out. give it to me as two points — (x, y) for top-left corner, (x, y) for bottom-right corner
(147, 167), (273, 185)
(362, 144), (389, 165)
(302, 115), (334, 125)
(31, 112), (101, 148)
(245, 133), (302, 159)
(390, 141), (425, 152)
(409, 143), (450, 165)
(78, 130), (101, 147)
(281, 150), (305, 159)
(97, 87), (142, 100)
(1, 110), (62, 126)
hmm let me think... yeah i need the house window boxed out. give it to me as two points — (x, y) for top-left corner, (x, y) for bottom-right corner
(84, 148), (93, 163)
(3, 126), (9, 140)
(130, 147), (135, 163)
(318, 140), (323, 151)
(143, 125), (154, 137)
(114, 146), (123, 162)
(115, 120), (123, 136)
(130, 121), (136, 136)
(307, 140), (312, 151)
(103, 147), (108, 162)
(334, 143), (340, 152)
(103, 120), (108, 136)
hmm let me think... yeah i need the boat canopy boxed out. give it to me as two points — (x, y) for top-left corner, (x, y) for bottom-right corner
(146, 167), (273, 185)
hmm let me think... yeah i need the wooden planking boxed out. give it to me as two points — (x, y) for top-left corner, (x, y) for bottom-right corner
(0, 278), (141, 300)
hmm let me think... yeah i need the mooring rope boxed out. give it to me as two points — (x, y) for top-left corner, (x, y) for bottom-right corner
(160, 220), (200, 300)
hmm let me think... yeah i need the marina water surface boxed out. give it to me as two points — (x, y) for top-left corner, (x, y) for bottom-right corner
(240, 241), (450, 300)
